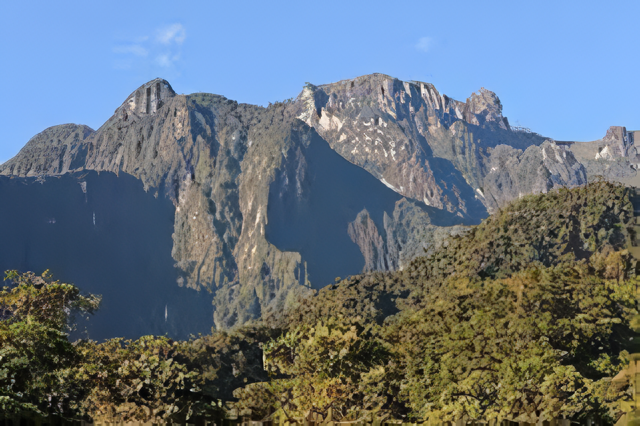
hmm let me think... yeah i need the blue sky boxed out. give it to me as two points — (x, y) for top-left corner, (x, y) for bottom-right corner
(1, 0), (638, 164)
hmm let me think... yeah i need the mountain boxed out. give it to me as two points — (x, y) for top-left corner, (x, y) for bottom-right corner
(245, 180), (637, 424)
(559, 125), (640, 186)
(292, 75), (586, 213)
(0, 171), (213, 340)
(0, 74), (616, 335)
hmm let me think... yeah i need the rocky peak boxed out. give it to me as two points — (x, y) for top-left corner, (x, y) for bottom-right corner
(116, 78), (176, 118)
(0, 123), (95, 177)
(2, 74), (598, 332)
(464, 88), (509, 130)
(291, 74), (539, 219)
(603, 125), (628, 143)
(591, 126), (634, 160)
(481, 140), (587, 211)
(601, 125), (633, 157)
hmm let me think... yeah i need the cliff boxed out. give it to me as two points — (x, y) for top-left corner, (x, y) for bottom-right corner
(0, 74), (598, 330)
(561, 126), (640, 184)
(292, 74), (587, 214)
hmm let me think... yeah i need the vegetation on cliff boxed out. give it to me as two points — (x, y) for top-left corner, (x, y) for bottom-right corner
(2, 181), (639, 424)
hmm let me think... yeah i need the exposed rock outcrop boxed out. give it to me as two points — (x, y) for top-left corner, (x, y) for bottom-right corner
(348, 200), (468, 274)
(2, 80), (312, 328)
(348, 210), (388, 272)
(464, 87), (510, 130)
(292, 74), (581, 216)
(564, 126), (640, 183)
(482, 140), (588, 210)
(0, 124), (95, 176)
(0, 74), (608, 330)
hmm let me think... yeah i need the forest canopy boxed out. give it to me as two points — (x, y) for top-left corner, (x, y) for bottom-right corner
(2, 181), (640, 425)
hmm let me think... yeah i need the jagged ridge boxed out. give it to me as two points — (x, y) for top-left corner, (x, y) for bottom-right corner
(0, 74), (615, 330)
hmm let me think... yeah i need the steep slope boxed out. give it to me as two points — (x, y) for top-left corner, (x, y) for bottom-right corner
(562, 126), (640, 185)
(0, 123), (95, 176)
(0, 78), (470, 330)
(248, 181), (637, 424)
(0, 171), (213, 341)
(0, 74), (600, 331)
(292, 74), (588, 214)
(407, 180), (634, 285)
(481, 140), (587, 208)
(277, 180), (636, 330)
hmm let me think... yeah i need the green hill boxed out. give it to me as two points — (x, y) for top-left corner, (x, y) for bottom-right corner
(3, 181), (639, 425)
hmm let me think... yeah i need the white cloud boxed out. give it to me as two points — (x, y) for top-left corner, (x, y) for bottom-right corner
(112, 24), (185, 71)
(416, 37), (434, 53)
(155, 53), (180, 68)
(112, 45), (148, 57)
(156, 24), (186, 45)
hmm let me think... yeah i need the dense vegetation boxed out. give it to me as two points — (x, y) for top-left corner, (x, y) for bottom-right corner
(2, 181), (639, 424)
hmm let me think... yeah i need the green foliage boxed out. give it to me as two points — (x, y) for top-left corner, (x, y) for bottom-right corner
(0, 268), (272, 422)
(2, 270), (101, 331)
(256, 318), (391, 420)
(0, 270), (100, 418)
(233, 182), (640, 424)
(266, 271), (408, 329)
(383, 258), (637, 422)
(68, 326), (273, 422)
(4, 182), (640, 424)
(236, 255), (638, 423)
(71, 336), (198, 421)
(406, 181), (634, 287)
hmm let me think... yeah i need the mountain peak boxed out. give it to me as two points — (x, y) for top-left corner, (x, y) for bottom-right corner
(465, 87), (508, 130)
(116, 78), (176, 117)
(466, 87), (502, 115)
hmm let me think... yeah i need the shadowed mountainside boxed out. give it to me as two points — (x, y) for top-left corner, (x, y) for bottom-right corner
(0, 171), (213, 341)
(266, 131), (472, 288)
(0, 74), (612, 331)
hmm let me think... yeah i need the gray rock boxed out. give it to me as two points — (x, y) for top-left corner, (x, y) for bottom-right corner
(348, 199), (468, 274)
(0, 74), (610, 329)
(0, 123), (94, 176)
(290, 74), (583, 218)
(564, 126), (640, 183)
(481, 140), (588, 210)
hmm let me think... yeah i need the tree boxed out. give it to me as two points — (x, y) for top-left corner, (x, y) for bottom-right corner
(0, 270), (100, 418)
(235, 317), (393, 422)
(383, 256), (637, 423)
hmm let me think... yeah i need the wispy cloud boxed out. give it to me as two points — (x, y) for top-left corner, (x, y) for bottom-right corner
(415, 36), (434, 53)
(156, 53), (181, 68)
(156, 24), (186, 45)
(112, 45), (148, 57)
(112, 23), (186, 72)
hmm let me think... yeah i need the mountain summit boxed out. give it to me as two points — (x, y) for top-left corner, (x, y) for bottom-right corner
(1, 73), (634, 334)
(116, 78), (176, 117)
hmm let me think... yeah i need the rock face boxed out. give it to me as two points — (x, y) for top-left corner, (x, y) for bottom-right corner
(348, 210), (387, 272)
(0, 171), (214, 341)
(0, 74), (595, 331)
(464, 87), (510, 130)
(292, 74), (584, 217)
(563, 126), (640, 182)
(0, 124), (95, 176)
(348, 200), (468, 273)
(481, 140), (588, 210)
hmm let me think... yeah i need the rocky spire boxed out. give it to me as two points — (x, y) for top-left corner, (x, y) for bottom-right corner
(115, 78), (176, 118)
(464, 87), (510, 130)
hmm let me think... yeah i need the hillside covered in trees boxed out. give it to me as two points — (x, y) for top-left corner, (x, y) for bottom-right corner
(2, 181), (640, 424)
